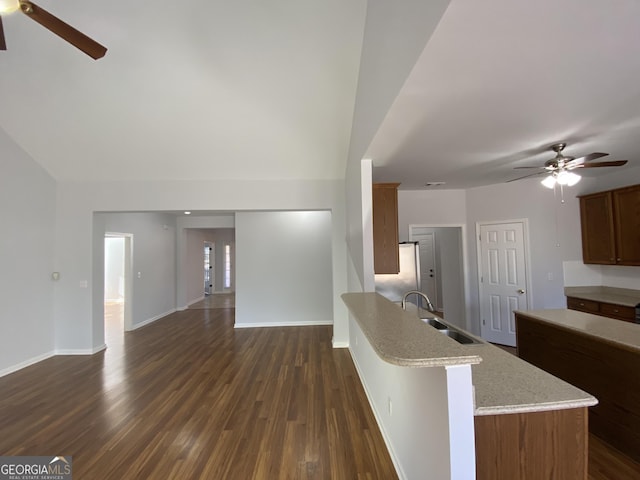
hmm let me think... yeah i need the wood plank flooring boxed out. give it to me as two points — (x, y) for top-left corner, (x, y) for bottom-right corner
(0, 308), (397, 479)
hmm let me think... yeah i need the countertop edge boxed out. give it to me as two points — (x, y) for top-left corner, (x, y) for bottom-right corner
(475, 397), (598, 417)
(514, 309), (640, 353)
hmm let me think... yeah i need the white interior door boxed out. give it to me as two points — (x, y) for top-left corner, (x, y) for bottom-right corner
(478, 222), (529, 346)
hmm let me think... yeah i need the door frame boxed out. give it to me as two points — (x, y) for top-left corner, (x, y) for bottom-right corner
(409, 223), (469, 331)
(105, 232), (134, 332)
(476, 219), (533, 342)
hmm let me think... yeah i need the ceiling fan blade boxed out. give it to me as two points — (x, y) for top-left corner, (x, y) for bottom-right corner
(514, 166), (545, 170)
(578, 160), (628, 168)
(507, 171), (545, 183)
(0, 16), (6, 50)
(20, 1), (106, 59)
(565, 152), (608, 168)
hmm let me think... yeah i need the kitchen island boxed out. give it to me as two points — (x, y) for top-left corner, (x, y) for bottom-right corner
(516, 308), (640, 463)
(342, 293), (597, 480)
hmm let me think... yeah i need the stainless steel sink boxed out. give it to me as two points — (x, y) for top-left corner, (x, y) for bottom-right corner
(420, 317), (448, 330)
(439, 329), (482, 345)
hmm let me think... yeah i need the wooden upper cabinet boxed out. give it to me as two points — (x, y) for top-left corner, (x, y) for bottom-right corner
(613, 185), (640, 265)
(579, 191), (616, 264)
(579, 184), (640, 266)
(372, 183), (400, 274)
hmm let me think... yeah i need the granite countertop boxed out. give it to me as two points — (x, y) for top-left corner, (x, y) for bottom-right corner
(341, 292), (482, 367)
(470, 342), (597, 415)
(515, 308), (640, 353)
(342, 292), (597, 416)
(565, 286), (640, 307)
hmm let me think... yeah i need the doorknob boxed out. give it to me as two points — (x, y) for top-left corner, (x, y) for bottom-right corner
(517, 289), (525, 294)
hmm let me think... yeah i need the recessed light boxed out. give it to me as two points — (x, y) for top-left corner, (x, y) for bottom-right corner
(425, 182), (446, 187)
(184, 211), (191, 215)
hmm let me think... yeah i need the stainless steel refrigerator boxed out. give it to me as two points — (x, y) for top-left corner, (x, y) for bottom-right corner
(374, 242), (421, 304)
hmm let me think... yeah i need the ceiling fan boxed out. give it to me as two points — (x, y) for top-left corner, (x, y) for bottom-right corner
(0, 0), (106, 59)
(509, 142), (628, 188)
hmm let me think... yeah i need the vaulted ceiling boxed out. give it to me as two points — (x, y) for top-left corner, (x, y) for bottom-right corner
(1, 0), (639, 189)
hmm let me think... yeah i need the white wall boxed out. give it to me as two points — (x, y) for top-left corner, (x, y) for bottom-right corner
(95, 213), (177, 336)
(347, 0), (451, 166)
(398, 189), (467, 239)
(235, 211), (333, 327)
(346, 159), (375, 293)
(0, 128), (56, 375)
(53, 179), (349, 352)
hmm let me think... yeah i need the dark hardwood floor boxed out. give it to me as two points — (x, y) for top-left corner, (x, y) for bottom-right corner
(0, 307), (397, 479)
(3, 309), (639, 479)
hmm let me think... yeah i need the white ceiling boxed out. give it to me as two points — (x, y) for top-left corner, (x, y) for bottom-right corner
(367, 0), (640, 189)
(0, 0), (366, 181)
(1, 0), (639, 190)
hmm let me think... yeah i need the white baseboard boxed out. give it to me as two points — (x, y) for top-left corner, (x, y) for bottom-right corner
(55, 343), (106, 355)
(188, 295), (205, 306)
(177, 295), (207, 311)
(0, 351), (56, 378)
(234, 320), (333, 329)
(0, 343), (110, 377)
(332, 340), (349, 348)
(130, 309), (176, 331)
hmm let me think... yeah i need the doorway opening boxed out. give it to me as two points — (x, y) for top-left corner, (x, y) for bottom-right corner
(409, 225), (466, 329)
(104, 233), (133, 342)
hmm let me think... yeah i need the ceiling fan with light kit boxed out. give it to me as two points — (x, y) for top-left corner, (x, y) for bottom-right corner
(508, 142), (628, 189)
(0, 0), (106, 59)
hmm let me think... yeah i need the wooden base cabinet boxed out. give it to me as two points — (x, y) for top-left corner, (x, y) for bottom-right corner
(475, 408), (588, 480)
(567, 296), (636, 322)
(516, 313), (640, 463)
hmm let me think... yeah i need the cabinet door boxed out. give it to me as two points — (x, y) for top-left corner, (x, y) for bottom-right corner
(613, 185), (640, 265)
(579, 192), (616, 264)
(372, 183), (400, 274)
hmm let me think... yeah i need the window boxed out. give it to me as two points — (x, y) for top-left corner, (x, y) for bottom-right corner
(224, 244), (232, 289)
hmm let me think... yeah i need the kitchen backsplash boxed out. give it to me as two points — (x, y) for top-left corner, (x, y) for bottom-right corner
(563, 260), (639, 289)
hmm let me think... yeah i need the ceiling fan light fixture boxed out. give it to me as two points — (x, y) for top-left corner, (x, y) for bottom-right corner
(556, 170), (581, 186)
(541, 175), (556, 189)
(0, 0), (20, 13)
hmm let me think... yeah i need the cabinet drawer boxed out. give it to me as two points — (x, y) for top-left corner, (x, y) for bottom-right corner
(567, 297), (600, 314)
(600, 302), (635, 321)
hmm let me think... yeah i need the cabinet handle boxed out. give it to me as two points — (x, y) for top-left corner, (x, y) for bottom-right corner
(579, 303), (585, 307)
(613, 309), (619, 313)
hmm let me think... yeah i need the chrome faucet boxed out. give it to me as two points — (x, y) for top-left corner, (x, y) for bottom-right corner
(401, 290), (435, 313)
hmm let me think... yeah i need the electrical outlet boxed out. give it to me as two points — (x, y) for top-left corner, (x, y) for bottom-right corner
(548, 272), (554, 281)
